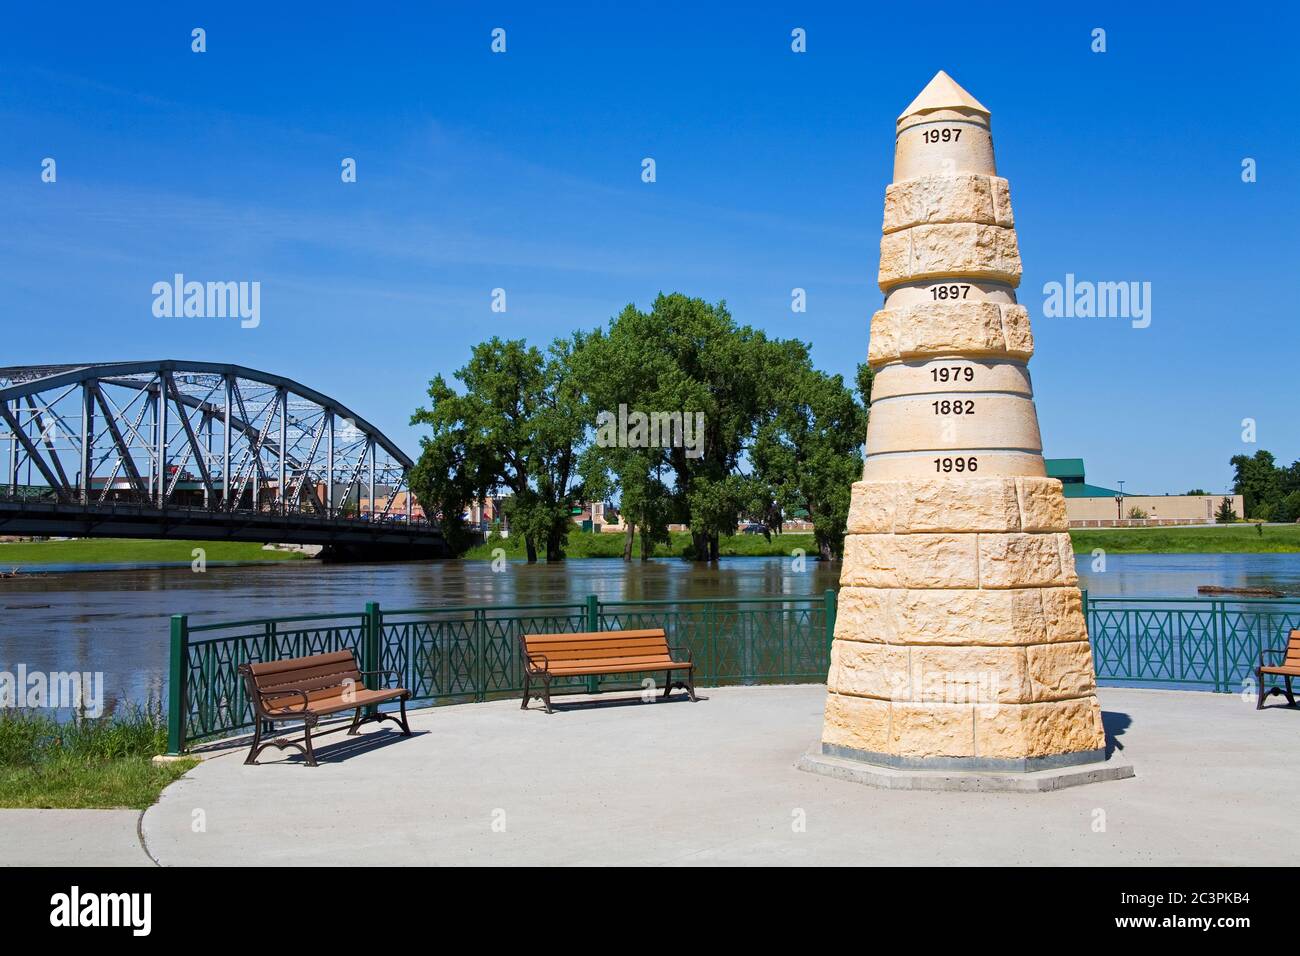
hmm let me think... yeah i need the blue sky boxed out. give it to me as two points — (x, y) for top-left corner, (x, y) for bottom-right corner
(2, 1), (1296, 494)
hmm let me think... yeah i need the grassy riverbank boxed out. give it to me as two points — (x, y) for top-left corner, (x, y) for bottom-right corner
(2, 525), (1295, 569)
(1069, 524), (1300, 554)
(0, 537), (306, 567)
(0, 708), (196, 809)
(465, 524), (1300, 560)
(463, 531), (818, 560)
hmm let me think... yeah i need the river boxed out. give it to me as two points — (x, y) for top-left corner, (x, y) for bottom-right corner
(2, 553), (1298, 712)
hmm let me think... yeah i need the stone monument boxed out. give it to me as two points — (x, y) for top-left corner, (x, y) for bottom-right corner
(799, 72), (1130, 791)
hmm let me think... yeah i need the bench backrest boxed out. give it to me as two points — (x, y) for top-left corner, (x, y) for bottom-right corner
(1285, 629), (1300, 667)
(521, 629), (672, 663)
(243, 649), (363, 705)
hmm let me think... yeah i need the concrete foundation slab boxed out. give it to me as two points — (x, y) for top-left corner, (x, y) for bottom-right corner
(797, 744), (1134, 792)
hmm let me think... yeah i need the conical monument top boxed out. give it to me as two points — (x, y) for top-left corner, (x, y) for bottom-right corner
(898, 70), (990, 120)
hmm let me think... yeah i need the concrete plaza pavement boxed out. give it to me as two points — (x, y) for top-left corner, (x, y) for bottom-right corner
(0, 809), (153, 866)
(130, 683), (1300, 866)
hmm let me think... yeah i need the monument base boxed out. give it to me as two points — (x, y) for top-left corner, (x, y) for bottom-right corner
(796, 742), (1134, 793)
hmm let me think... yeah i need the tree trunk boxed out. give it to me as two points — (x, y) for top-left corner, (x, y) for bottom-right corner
(640, 530), (651, 561)
(623, 522), (635, 562)
(545, 531), (564, 562)
(818, 535), (834, 561)
(691, 531), (708, 562)
(708, 534), (719, 562)
(525, 537), (538, 563)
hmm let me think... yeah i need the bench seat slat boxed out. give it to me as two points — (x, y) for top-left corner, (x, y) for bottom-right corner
(524, 629), (664, 644)
(265, 687), (407, 717)
(540, 654), (682, 669)
(530, 646), (671, 662)
(260, 671), (364, 695)
(543, 660), (693, 676)
(248, 650), (356, 677)
(253, 667), (362, 692)
(1261, 665), (1300, 677)
(524, 636), (668, 652)
(263, 685), (369, 707)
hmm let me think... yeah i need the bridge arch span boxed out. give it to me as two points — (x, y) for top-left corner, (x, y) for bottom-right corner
(0, 361), (443, 554)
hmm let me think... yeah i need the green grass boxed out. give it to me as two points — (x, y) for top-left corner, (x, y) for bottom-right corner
(463, 530), (818, 559)
(1069, 523), (1300, 554)
(0, 708), (197, 809)
(464, 524), (1300, 560)
(0, 537), (306, 567)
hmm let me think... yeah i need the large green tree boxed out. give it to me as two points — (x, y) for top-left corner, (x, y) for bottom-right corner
(409, 337), (586, 562)
(417, 293), (876, 562)
(751, 364), (872, 559)
(574, 293), (798, 561)
(1229, 450), (1300, 522)
(1232, 450), (1282, 520)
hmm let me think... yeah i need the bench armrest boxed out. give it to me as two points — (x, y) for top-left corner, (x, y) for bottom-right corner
(667, 645), (693, 664)
(256, 687), (310, 715)
(523, 652), (550, 674)
(1259, 648), (1289, 667)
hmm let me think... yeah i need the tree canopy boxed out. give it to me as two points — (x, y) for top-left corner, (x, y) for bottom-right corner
(409, 336), (586, 562)
(411, 293), (872, 561)
(1231, 450), (1300, 522)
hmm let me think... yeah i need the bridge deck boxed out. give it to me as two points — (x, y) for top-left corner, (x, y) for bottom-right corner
(0, 499), (446, 551)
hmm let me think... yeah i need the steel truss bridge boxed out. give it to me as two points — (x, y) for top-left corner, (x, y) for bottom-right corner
(0, 361), (445, 558)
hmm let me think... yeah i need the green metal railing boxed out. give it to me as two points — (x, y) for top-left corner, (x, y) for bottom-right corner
(167, 592), (838, 752)
(1083, 592), (1300, 694)
(165, 590), (1300, 753)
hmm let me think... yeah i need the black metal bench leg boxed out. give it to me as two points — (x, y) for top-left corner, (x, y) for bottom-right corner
(1257, 670), (1267, 709)
(347, 707), (363, 735)
(685, 671), (698, 702)
(397, 696), (412, 735)
(661, 671), (672, 699)
(521, 673), (531, 709)
(302, 720), (318, 767)
(1286, 676), (1297, 707)
(542, 677), (553, 714)
(245, 719), (264, 764)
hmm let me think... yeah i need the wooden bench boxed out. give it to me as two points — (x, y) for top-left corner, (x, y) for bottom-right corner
(237, 649), (411, 766)
(1257, 629), (1300, 709)
(519, 629), (696, 713)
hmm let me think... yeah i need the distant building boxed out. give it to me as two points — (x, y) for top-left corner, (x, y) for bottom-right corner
(571, 501), (620, 532)
(468, 495), (508, 533)
(1045, 458), (1243, 527)
(356, 488), (425, 522)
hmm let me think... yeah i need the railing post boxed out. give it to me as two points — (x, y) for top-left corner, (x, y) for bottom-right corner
(364, 600), (382, 690)
(363, 601), (383, 717)
(1206, 598), (1216, 697)
(824, 589), (837, 655)
(585, 594), (600, 695)
(166, 614), (188, 755)
(708, 601), (718, 684)
(475, 609), (487, 703)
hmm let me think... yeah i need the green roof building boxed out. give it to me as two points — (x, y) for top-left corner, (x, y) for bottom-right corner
(1044, 458), (1122, 499)
(1042, 459), (1243, 525)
